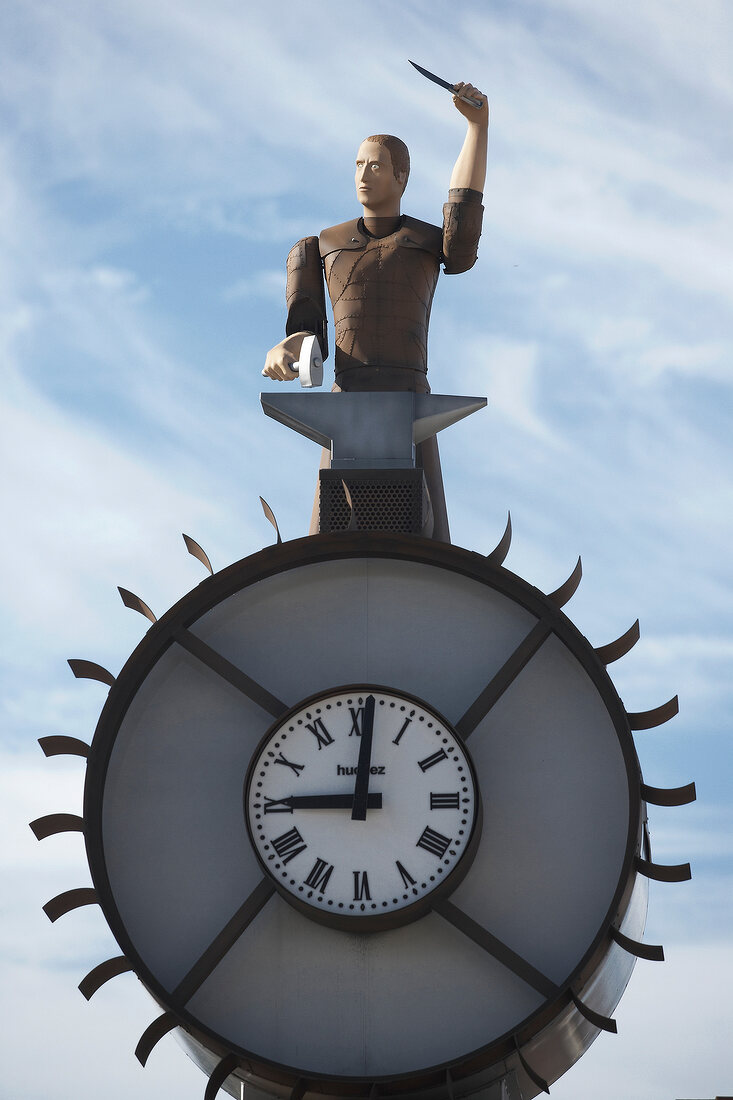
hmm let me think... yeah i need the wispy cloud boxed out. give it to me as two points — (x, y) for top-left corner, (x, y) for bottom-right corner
(457, 335), (563, 445)
(223, 269), (286, 303)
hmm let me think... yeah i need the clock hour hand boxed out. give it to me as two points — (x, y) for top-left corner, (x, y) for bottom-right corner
(285, 793), (382, 810)
(351, 694), (376, 821)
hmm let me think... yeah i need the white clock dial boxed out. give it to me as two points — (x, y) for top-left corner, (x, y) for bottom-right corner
(244, 686), (480, 927)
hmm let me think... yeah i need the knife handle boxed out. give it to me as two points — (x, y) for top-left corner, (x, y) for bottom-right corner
(457, 92), (484, 109)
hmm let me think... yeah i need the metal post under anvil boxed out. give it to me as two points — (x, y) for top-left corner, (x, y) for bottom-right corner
(261, 391), (487, 536)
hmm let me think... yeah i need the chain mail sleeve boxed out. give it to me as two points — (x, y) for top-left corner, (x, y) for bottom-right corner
(285, 236), (329, 359)
(441, 188), (484, 275)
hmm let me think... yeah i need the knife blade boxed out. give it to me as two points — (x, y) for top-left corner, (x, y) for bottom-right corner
(408, 60), (484, 109)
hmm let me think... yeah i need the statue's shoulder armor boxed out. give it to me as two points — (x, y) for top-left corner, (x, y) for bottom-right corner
(287, 236), (320, 273)
(399, 216), (442, 258)
(319, 216), (442, 260)
(319, 219), (364, 258)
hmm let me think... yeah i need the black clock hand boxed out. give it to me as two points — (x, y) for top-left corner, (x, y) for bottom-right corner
(351, 693), (376, 821)
(285, 793), (382, 810)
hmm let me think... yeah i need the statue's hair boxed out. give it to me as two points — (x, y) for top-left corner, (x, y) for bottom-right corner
(364, 135), (410, 188)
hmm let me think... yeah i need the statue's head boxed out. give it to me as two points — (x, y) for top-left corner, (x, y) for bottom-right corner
(355, 135), (410, 215)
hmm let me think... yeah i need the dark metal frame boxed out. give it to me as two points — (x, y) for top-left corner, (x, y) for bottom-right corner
(83, 532), (643, 1099)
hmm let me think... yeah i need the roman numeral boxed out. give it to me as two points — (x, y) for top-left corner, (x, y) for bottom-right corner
(417, 826), (452, 858)
(349, 706), (364, 736)
(392, 717), (412, 745)
(303, 858), (334, 893)
(353, 871), (371, 900)
(263, 796), (294, 814)
(273, 752), (305, 777)
(396, 860), (416, 888)
(304, 717), (334, 750)
(430, 792), (460, 809)
(418, 748), (448, 772)
(271, 827), (307, 864)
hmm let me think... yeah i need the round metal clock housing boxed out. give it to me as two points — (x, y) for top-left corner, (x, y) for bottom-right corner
(82, 533), (645, 1099)
(245, 686), (480, 929)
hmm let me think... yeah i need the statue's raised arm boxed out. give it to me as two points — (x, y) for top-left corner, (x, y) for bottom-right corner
(262, 80), (488, 542)
(448, 81), (489, 193)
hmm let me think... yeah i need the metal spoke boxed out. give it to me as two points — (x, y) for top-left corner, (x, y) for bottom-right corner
(174, 628), (287, 718)
(434, 898), (557, 999)
(456, 621), (552, 739)
(172, 879), (275, 1004)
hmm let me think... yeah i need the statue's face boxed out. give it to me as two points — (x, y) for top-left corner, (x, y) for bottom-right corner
(355, 141), (405, 213)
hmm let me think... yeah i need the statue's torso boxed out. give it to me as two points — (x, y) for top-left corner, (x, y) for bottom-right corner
(320, 217), (442, 388)
(283, 191), (483, 392)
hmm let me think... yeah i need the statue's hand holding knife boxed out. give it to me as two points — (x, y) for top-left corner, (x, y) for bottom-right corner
(408, 61), (488, 121)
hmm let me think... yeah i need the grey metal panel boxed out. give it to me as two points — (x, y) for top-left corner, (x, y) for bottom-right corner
(186, 893), (543, 1078)
(515, 875), (647, 1092)
(191, 558), (370, 708)
(452, 633), (630, 985)
(102, 647), (270, 989)
(191, 558), (537, 728)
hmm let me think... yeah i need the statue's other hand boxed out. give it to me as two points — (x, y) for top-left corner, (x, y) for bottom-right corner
(453, 82), (489, 124)
(262, 334), (305, 381)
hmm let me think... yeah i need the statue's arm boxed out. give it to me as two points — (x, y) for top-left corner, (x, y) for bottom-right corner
(442, 82), (488, 275)
(448, 82), (489, 193)
(263, 236), (328, 381)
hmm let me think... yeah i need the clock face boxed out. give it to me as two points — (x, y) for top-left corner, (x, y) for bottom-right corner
(245, 686), (480, 928)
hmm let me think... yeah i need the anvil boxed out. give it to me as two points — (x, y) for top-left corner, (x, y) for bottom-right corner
(260, 391), (487, 470)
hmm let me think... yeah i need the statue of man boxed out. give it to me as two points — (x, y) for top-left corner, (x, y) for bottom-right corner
(263, 81), (488, 541)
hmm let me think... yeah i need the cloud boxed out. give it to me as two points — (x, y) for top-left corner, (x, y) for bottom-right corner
(457, 335), (563, 446)
(223, 269), (286, 303)
(637, 340), (731, 382)
(649, 806), (733, 863)
(0, 368), (210, 637)
(88, 265), (149, 301)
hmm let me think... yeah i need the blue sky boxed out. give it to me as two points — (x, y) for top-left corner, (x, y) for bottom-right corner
(1, 0), (731, 1096)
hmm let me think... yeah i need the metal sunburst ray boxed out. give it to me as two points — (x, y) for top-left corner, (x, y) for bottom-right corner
(38, 735), (90, 758)
(135, 1012), (178, 1066)
(546, 556), (582, 607)
(183, 533), (214, 575)
(259, 496), (283, 544)
(486, 511), (512, 564)
(67, 659), (116, 687)
(78, 956), (133, 1000)
(118, 586), (157, 623)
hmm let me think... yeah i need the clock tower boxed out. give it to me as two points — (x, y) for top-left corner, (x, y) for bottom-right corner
(31, 81), (695, 1100)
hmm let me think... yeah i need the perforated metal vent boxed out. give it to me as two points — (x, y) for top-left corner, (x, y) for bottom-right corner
(319, 469), (426, 533)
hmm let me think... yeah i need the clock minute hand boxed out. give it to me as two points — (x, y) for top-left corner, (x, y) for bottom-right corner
(351, 694), (376, 821)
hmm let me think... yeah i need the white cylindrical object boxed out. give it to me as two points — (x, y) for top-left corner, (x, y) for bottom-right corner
(293, 333), (323, 388)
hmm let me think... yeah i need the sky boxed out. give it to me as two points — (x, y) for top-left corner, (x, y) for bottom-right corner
(1, 0), (731, 1097)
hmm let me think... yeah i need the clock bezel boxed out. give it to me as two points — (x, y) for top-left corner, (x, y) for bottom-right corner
(243, 682), (483, 932)
(82, 532), (643, 1098)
